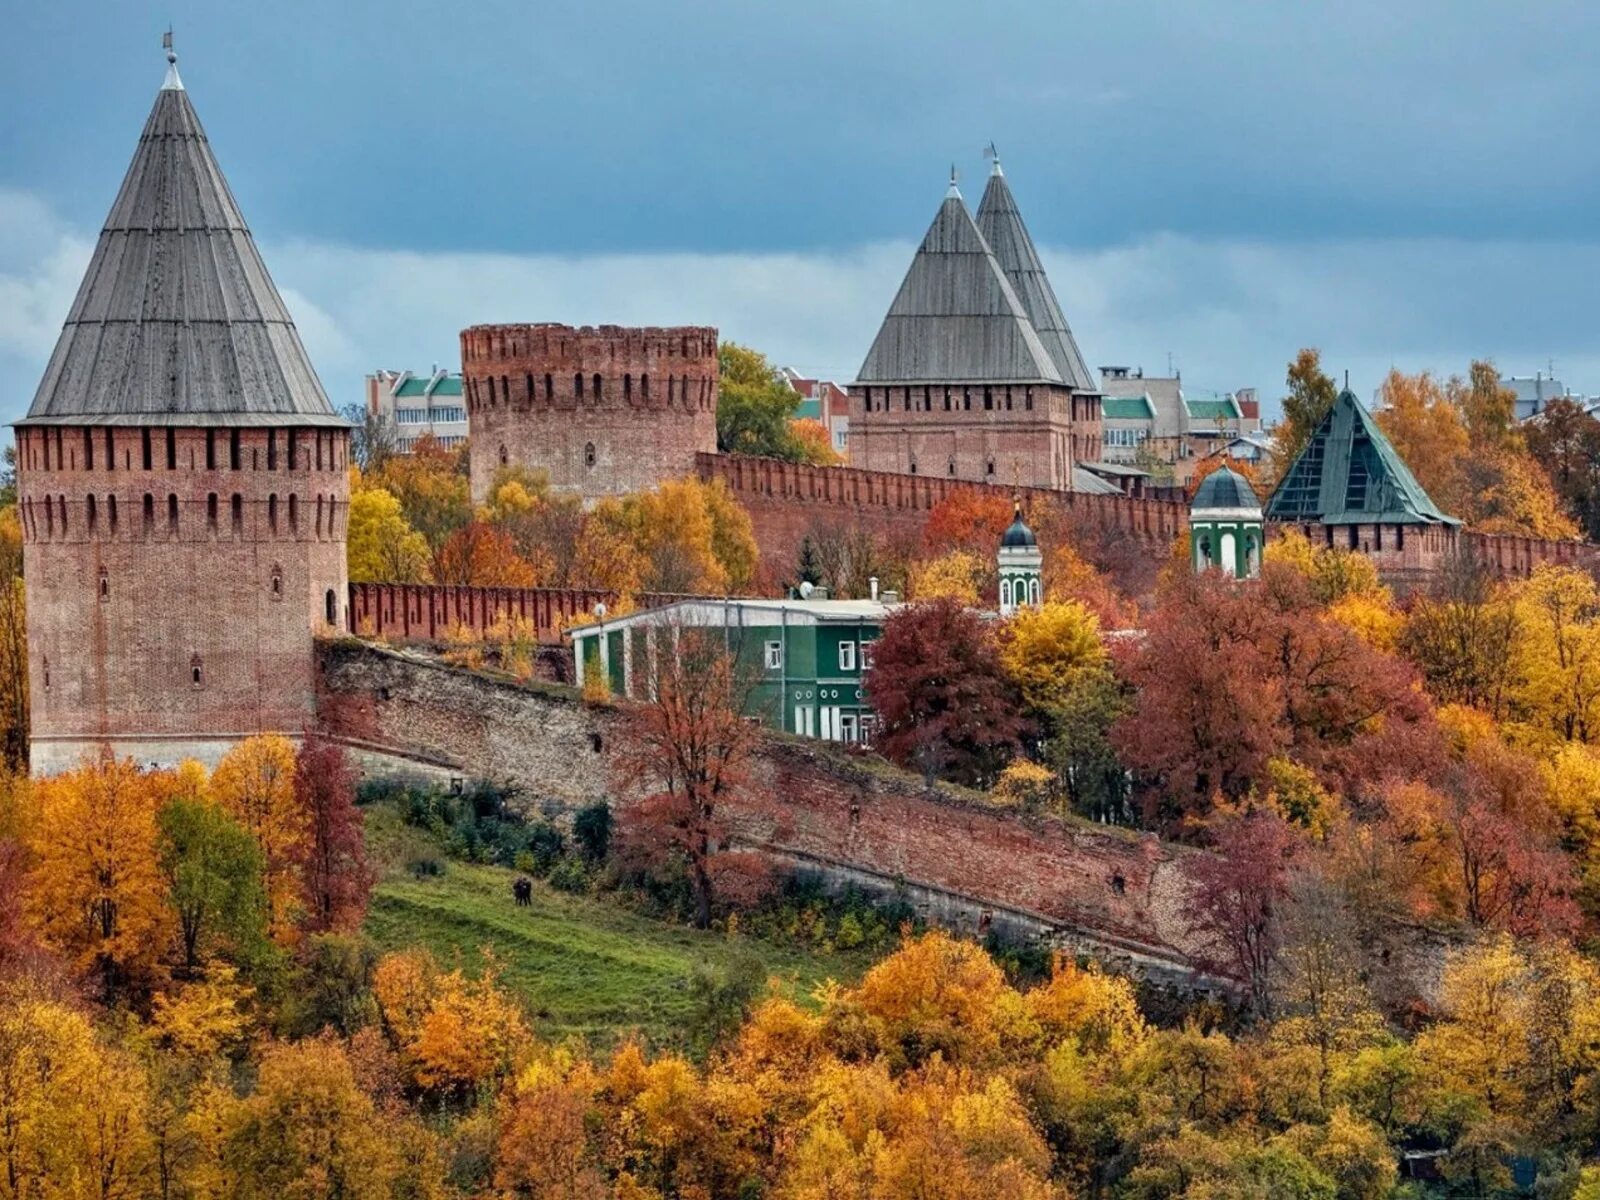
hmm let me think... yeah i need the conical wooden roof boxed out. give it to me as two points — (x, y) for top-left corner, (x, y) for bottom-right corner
(855, 186), (1063, 386)
(20, 58), (344, 427)
(975, 164), (1097, 393)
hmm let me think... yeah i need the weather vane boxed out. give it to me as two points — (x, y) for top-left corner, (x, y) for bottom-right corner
(163, 27), (175, 63)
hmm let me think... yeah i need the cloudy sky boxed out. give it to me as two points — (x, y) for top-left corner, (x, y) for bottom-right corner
(5, 0), (1599, 421)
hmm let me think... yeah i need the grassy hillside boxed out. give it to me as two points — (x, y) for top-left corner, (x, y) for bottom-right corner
(361, 806), (875, 1048)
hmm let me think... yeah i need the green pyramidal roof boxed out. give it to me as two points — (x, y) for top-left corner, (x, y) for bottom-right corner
(1265, 389), (1460, 526)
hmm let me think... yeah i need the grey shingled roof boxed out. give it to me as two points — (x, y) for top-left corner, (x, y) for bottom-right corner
(1265, 389), (1459, 526)
(19, 65), (344, 428)
(975, 166), (1097, 393)
(855, 188), (1063, 386)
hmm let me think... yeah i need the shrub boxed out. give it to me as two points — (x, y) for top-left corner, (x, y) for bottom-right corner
(548, 855), (590, 895)
(526, 824), (566, 875)
(991, 760), (1055, 810)
(573, 803), (614, 862)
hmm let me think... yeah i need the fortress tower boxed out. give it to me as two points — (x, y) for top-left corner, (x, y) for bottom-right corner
(15, 45), (350, 772)
(462, 323), (719, 504)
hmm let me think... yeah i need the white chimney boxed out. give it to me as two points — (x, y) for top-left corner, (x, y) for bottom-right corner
(869, 576), (880, 601)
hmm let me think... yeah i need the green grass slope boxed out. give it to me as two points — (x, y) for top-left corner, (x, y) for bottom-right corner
(362, 806), (874, 1047)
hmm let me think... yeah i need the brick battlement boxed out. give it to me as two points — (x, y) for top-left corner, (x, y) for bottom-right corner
(347, 581), (699, 644)
(462, 322), (719, 504)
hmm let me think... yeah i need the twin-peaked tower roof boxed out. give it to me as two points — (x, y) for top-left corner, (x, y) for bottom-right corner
(20, 46), (343, 428)
(856, 159), (1096, 394)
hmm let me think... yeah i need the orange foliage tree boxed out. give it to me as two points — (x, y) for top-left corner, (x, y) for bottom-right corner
(433, 520), (540, 588)
(211, 735), (307, 942)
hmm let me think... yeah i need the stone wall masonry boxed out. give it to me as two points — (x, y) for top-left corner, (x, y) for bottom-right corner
(347, 582), (700, 645)
(314, 640), (1212, 984)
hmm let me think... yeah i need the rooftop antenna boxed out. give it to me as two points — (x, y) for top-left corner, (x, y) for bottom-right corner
(984, 141), (1002, 176)
(1344, 369), (1350, 389)
(161, 27), (183, 90)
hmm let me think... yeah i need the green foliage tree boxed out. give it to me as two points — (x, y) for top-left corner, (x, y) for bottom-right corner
(716, 342), (807, 461)
(156, 797), (271, 975)
(1276, 348), (1339, 469)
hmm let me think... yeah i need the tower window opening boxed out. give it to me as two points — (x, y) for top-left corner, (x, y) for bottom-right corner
(107, 495), (117, 534)
(923, 385), (931, 411)
(268, 494), (279, 534)
(205, 430), (216, 470)
(288, 494), (299, 534)
(584, 442), (597, 468)
(288, 430), (298, 471)
(641, 374), (650, 400)
(984, 387), (993, 411)
(54, 430), (63, 470)
(267, 429), (277, 470)
(87, 494), (97, 533)
(593, 373), (603, 399)
(316, 495), (324, 538)
(574, 373), (584, 398)
(498, 444), (508, 466)
(43, 497), (53, 538)
(963, 388), (972, 411)
(206, 493), (218, 531)
(270, 565), (283, 599)
(98, 566), (109, 601)
(190, 656), (203, 687)
(1005, 386), (1013, 410)
(166, 427), (176, 469)
(986, 460), (995, 477)
(231, 494), (243, 533)
(1025, 387), (1033, 411)
(625, 373), (632, 399)
(230, 429), (241, 470)
(141, 429), (152, 471)
(105, 429), (114, 472)
(948, 458), (956, 476)
(57, 495), (67, 535)
(83, 429), (94, 471)
(142, 493), (155, 534)
(325, 589), (338, 626)
(167, 494), (179, 534)
(545, 373), (553, 399)
(316, 431), (324, 471)
(524, 372), (534, 403)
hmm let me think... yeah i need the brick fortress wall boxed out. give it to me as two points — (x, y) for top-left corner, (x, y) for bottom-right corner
(19, 423), (349, 772)
(315, 640), (1211, 985)
(462, 323), (718, 505)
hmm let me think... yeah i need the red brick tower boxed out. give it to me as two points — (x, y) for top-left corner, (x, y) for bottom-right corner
(462, 323), (718, 504)
(15, 45), (350, 773)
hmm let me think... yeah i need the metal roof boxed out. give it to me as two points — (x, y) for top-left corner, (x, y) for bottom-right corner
(1193, 467), (1260, 512)
(975, 165), (1097, 393)
(19, 57), (345, 429)
(1265, 389), (1459, 526)
(855, 190), (1063, 386)
(1102, 395), (1155, 421)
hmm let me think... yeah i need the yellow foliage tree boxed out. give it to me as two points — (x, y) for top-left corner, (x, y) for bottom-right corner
(211, 735), (306, 942)
(990, 760), (1054, 810)
(27, 754), (168, 993)
(346, 483), (432, 584)
(907, 550), (986, 604)
(998, 600), (1106, 713)
(1510, 564), (1600, 745)
(372, 949), (530, 1097)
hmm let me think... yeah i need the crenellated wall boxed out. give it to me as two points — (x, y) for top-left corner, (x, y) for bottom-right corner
(462, 323), (718, 504)
(347, 581), (698, 644)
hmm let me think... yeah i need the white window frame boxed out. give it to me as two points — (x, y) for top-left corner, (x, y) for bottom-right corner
(764, 640), (783, 670)
(838, 640), (857, 672)
(859, 641), (875, 671)
(840, 712), (859, 743)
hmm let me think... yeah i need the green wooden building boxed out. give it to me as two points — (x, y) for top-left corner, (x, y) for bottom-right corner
(568, 597), (891, 743)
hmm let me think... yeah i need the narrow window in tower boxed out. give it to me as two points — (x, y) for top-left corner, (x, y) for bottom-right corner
(270, 565), (283, 599)
(574, 373), (584, 398)
(315, 432), (324, 472)
(984, 387), (993, 411)
(190, 656), (203, 687)
(909, 459), (918, 474)
(268, 494), (278, 534)
(267, 429), (277, 470)
(289, 494), (299, 534)
(986, 460), (995, 477)
(524, 372), (533, 404)
(641, 374), (650, 400)
(325, 589), (338, 626)
(231, 494), (243, 534)
(316, 496), (324, 538)
(963, 388), (972, 411)
(948, 458), (956, 476)
(593, 373), (603, 399)
(205, 430), (216, 470)
(167, 494), (178, 534)
(54, 429), (63, 470)
(545, 373), (553, 399)
(206, 494), (218, 531)
(57, 495), (67, 535)
(83, 429), (94, 471)
(230, 430), (241, 471)
(944, 387), (952, 411)
(98, 566), (109, 601)
(142, 493), (154, 534)
(141, 429), (152, 471)
(105, 429), (114, 472)
(288, 430), (299, 471)
(43, 497), (53, 539)
(903, 387), (911, 412)
(625, 374), (632, 400)
(86, 494), (97, 533)
(499, 376), (509, 408)
(585, 442), (597, 468)
(923, 386), (931, 411)
(1025, 387), (1033, 411)
(498, 445), (508, 466)
(108, 495), (117, 534)
(1005, 387), (1013, 411)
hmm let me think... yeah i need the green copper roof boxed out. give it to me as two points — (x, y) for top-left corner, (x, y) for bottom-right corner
(1102, 394), (1155, 420)
(1193, 467), (1260, 512)
(394, 375), (464, 398)
(1266, 389), (1460, 526)
(1185, 397), (1241, 422)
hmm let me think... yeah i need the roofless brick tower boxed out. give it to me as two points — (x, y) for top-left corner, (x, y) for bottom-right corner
(15, 43), (350, 773)
(462, 323), (719, 504)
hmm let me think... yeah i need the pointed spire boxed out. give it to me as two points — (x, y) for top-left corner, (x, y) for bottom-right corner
(976, 164), (1096, 393)
(21, 43), (343, 428)
(161, 28), (183, 91)
(985, 141), (1003, 177)
(946, 163), (961, 199)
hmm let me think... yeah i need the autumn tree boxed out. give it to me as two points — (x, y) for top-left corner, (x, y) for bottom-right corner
(433, 519), (539, 587)
(715, 342), (805, 460)
(1187, 811), (1300, 1018)
(157, 797), (270, 975)
(788, 417), (841, 466)
(613, 626), (768, 927)
(805, 516), (909, 600)
(866, 598), (1026, 788)
(0, 508), (27, 771)
(920, 489), (1014, 560)
(212, 735), (307, 942)
(340, 402), (400, 473)
(1525, 396), (1600, 538)
(1276, 348), (1338, 468)
(292, 735), (372, 934)
(907, 549), (986, 604)
(1401, 547), (1519, 716)
(346, 484), (431, 584)
(368, 434), (472, 553)
(27, 755), (167, 996)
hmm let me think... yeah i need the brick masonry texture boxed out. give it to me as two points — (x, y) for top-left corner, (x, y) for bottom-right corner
(462, 324), (718, 505)
(315, 640), (1211, 981)
(19, 424), (349, 771)
(348, 582), (696, 644)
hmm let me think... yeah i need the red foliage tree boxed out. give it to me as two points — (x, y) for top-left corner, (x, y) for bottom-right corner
(1113, 565), (1437, 828)
(433, 520), (539, 588)
(864, 598), (1027, 788)
(920, 490), (1014, 558)
(1185, 810), (1301, 1017)
(612, 627), (771, 928)
(292, 734), (373, 934)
